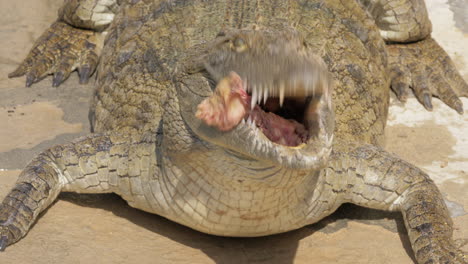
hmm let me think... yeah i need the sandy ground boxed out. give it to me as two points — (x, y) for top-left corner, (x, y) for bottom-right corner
(0, 0), (466, 263)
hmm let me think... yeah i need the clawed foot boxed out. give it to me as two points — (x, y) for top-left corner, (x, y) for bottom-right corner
(0, 221), (15, 252)
(8, 21), (100, 87)
(0, 206), (22, 252)
(387, 37), (468, 114)
(0, 235), (7, 252)
(415, 239), (468, 264)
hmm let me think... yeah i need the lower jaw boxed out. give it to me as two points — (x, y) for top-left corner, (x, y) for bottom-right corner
(234, 125), (330, 170)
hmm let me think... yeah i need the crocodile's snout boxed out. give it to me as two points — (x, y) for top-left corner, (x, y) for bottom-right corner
(196, 29), (333, 148)
(185, 29), (335, 169)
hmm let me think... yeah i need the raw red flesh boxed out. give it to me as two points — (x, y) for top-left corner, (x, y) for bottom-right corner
(195, 72), (249, 131)
(196, 72), (309, 146)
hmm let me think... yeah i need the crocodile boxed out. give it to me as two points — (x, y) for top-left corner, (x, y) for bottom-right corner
(2, 0), (468, 263)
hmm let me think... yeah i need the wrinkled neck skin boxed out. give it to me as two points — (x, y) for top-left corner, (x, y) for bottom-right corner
(160, 136), (327, 236)
(173, 141), (320, 193)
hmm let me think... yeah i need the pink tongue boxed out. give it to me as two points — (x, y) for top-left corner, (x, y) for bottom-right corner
(250, 107), (308, 146)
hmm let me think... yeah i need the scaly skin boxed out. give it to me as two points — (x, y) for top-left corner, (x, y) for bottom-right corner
(3, 0), (467, 263)
(8, 22), (102, 86)
(358, 0), (432, 42)
(388, 37), (468, 114)
(329, 142), (463, 264)
(58, 0), (119, 31)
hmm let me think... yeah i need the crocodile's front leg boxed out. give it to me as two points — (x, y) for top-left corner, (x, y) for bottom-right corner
(8, 0), (119, 87)
(358, 0), (468, 114)
(328, 143), (466, 263)
(0, 132), (157, 251)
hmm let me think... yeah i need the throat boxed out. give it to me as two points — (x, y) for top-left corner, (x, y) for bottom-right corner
(160, 147), (321, 236)
(249, 105), (309, 146)
(180, 147), (312, 189)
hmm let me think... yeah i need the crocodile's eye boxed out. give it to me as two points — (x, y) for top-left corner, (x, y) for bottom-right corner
(231, 38), (247, 52)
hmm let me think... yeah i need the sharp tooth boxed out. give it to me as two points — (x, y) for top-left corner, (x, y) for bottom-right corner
(293, 80), (298, 96)
(251, 86), (257, 110)
(258, 85), (263, 105)
(269, 85), (276, 97)
(263, 86), (268, 104)
(305, 77), (313, 97)
(314, 77), (322, 98)
(279, 84), (285, 107)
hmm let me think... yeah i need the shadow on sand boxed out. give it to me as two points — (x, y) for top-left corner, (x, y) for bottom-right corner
(57, 192), (416, 264)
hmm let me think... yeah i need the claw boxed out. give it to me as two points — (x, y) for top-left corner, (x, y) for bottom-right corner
(25, 73), (35, 87)
(52, 71), (65, 87)
(10, 21), (100, 88)
(78, 66), (91, 84)
(392, 82), (409, 102)
(387, 38), (468, 114)
(422, 94), (433, 111)
(0, 235), (7, 252)
(452, 100), (464, 115)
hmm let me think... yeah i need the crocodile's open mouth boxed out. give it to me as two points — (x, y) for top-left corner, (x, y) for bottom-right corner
(196, 71), (329, 147)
